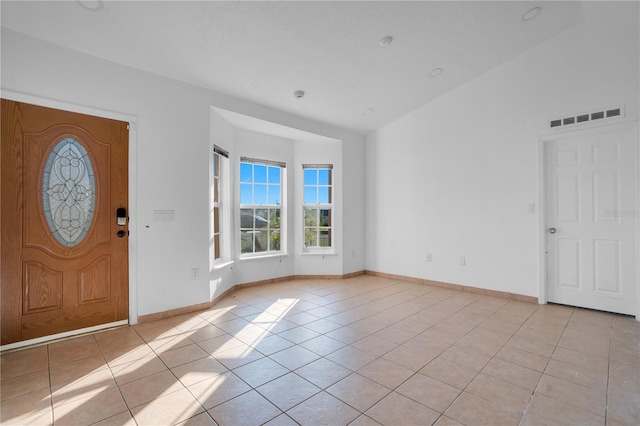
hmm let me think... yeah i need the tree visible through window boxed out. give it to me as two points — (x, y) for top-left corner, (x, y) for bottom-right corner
(240, 158), (284, 255)
(303, 164), (332, 250)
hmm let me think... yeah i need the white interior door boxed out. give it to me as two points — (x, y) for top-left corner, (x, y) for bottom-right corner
(546, 124), (638, 315)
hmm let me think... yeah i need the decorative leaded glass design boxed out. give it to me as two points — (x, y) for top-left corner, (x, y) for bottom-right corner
(42, 138), (95, 247)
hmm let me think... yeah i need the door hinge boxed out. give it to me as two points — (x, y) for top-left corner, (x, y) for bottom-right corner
(127, 124), (130, 130)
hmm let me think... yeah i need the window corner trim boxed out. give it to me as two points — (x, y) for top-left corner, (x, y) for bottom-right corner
(239, 252), (290, 261)
(213, 145), (229, 158)
(240, 156), (286, 168)
(300, 250), (337, 256)
(212, 260), (234, 271)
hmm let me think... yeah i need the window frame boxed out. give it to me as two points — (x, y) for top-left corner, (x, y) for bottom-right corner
(211, 145), (230, 267)
(302, 164), (333, 253)
(239, 157), (286, 258)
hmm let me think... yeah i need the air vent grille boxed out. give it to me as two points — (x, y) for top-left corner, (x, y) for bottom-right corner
(550, 106), (624, 129)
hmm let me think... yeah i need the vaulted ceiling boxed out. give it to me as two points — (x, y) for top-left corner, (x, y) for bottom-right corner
(2, 1), (584, 134)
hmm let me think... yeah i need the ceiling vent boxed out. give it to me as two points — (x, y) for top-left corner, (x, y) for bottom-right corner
(550, 106), (624, 129)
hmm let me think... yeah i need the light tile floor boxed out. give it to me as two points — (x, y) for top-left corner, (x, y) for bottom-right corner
(1, 275), (639, 425)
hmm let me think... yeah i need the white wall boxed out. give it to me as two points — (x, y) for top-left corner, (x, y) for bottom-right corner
(2, 28), (366, 320)
(365, 2), (639, 298)
(342, 137), (366, 274)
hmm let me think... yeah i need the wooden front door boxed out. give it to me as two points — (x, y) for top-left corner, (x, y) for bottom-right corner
(1, 100), (129, 345)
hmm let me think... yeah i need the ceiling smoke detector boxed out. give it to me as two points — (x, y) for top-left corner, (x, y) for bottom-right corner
(429, 67), (444, 77)
(76, 0), (104, 11)
(294, 90), (305, 99)
(521, 6), (541, 22)
(379, 36), (394, 47)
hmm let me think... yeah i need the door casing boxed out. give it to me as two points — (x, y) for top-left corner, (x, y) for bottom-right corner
(538, 120), (640, 320)
(0, 89), (139, 350)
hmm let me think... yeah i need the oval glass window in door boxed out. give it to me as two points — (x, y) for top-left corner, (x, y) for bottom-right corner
(42, 137), (96, 247)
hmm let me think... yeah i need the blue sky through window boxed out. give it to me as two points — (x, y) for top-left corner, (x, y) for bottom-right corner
(240, 162), (282, 205)
(254, 184), (267, 204)
(240, 163), (252, 183)
(240, 183), (252, 204)
(268, 184), (280, 204)
(304, 169), (316, 185)
(268, 166), (280, 184)
(318, 187), (329, 203)
(318, 169), (330, 185)
(254, 165), (267, 183)
(304, 168), (331, 204)
(304, 187), (317, 204)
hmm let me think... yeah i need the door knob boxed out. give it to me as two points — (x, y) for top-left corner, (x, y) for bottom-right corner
(548, 228), (557, 234)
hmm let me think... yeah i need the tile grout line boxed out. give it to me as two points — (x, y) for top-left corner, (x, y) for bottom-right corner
(46, 343), (54, 425)
(517, 307), (580, 426)
(188, 307), (323, 424)
(317, 285), (515, 423)
(515, 308), (566, 426)
(271, 286), (515, 424)
(228, 282), (436, 424)
(98, 329), (143, 426)
(422, 297), (544, 425)
(604, 316), (613, 426)
(151, 321), (239, 426)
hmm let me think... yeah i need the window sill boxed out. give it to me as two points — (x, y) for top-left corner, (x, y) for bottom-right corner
(239, 253), (290, 261)
(212, 260), (234, 271)
(300, 251), (337, 256)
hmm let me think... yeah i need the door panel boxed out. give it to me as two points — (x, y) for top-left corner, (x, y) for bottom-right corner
(22, 261), (64, 313)
(557, 238), (581, 288)
(546, 126), (637, 315)
(78, 256), (111, 304)
(593, 239), (620, 293)
(557, 175), (579, 222)
(1, 99), (129, 345)
(593, 171), (618, 222)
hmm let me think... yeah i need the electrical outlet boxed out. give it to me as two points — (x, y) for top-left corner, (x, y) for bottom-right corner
(459, 256), (466, 266)
(191, 268), (199, 280)
(426, 253), (432, 262)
